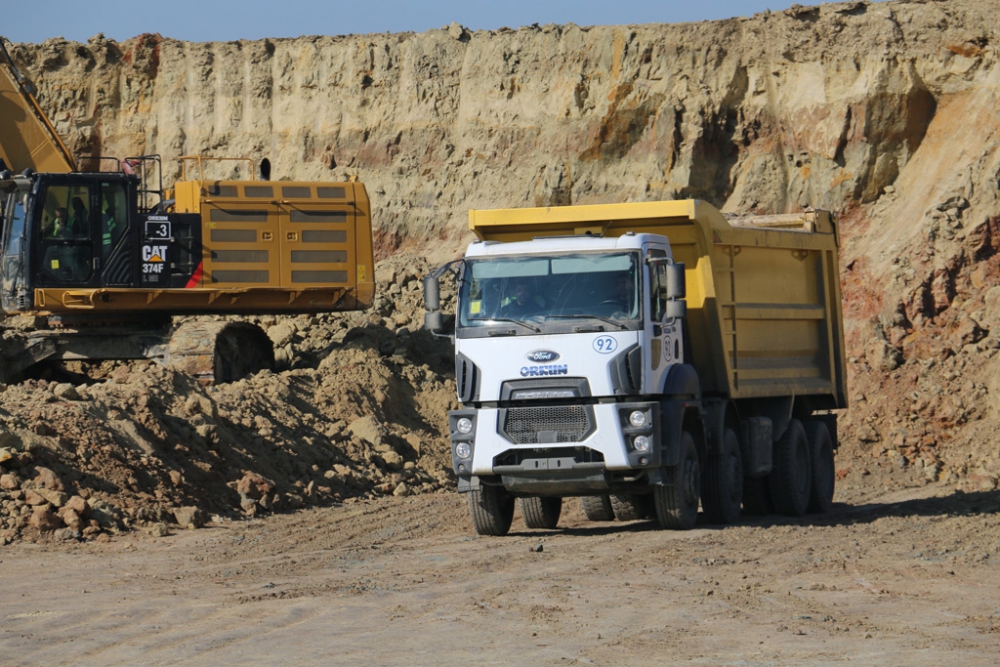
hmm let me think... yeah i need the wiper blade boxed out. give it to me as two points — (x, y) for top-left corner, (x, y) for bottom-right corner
(480, 317), (541, 333)
(548, 313), (628, 330)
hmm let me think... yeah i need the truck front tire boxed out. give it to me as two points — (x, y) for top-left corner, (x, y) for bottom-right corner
(468, 486), (515, 536)
(769, 419), (811, 517)
(702, 427), (743, 525)
(520, 497), (562, 529)
(654, 430), (700, 530)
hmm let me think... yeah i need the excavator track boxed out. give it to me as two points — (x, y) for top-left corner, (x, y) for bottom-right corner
(167, 320), (275, 385)
(0, 318), (274, 385)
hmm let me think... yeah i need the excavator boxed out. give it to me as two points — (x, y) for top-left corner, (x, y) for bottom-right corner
(0, 38), (375, 383)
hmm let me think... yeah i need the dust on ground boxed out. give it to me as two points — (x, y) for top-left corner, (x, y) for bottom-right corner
(1, 483), (998, 666)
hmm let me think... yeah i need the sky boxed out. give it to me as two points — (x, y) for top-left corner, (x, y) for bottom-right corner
(6, 0), (834, 44)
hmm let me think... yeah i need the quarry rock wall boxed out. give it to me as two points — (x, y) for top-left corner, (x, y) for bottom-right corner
(9, 0), (998, 264)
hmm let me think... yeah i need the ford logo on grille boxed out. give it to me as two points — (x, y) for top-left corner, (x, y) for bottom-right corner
(527, 350), (560, 363)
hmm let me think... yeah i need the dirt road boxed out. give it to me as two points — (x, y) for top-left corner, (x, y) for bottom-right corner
(2, 484), (999, 666)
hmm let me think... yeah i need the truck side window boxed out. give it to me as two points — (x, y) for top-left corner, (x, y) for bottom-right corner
(648, 250), (668, 321)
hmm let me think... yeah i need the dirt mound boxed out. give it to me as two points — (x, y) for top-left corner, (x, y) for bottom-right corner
(4, 0), (1000, 542)
(0, 256), (459, 543)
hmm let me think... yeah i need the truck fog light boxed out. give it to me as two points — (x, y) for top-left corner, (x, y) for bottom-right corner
(629, 410), (647, 428)
(633, 435), (651, 452)
(639, 457), (648, 466)
(456, 417), (474, 434)
(455, 442), (472, 459)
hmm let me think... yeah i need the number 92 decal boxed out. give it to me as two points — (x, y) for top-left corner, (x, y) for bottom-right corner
(593, 336), (618, 354)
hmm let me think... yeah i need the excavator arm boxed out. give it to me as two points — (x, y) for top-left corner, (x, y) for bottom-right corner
(0, 37), (76, 174)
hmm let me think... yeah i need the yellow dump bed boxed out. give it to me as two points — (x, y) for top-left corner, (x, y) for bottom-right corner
(469, 199), (847, 407)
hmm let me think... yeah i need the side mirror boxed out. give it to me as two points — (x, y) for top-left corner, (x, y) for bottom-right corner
(666, 262), (686, 300)
(424, 311), (443, 332)
(423, 274), (440, 311)
(666, 300), (687, 319)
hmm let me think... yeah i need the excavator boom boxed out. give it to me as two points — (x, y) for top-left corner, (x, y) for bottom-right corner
(0, 37), (76, 174)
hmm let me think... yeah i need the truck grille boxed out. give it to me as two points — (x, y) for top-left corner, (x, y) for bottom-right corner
(502, 405), (594, 444)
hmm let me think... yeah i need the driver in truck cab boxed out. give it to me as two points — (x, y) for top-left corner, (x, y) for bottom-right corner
(502, 278), (545, 316)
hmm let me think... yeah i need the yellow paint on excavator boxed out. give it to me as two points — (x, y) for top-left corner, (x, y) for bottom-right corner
(0, 38), (76, 174)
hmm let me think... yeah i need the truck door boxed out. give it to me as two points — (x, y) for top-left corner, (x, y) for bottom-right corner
(645, 247), (673, 393)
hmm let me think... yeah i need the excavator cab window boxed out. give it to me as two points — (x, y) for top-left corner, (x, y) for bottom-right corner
(1, 190), (28, 310)
(38, 184), (93, 283)
(100, 182), (127, 258)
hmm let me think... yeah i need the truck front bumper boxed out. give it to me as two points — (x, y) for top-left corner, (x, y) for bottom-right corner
(449, 401), (663, 483)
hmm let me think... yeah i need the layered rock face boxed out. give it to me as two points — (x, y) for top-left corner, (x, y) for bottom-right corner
(11, 1), (996, 254)
(5, 0), (1000, 496)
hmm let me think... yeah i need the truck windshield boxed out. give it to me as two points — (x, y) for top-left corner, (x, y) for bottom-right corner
(458, 252), (640, 329)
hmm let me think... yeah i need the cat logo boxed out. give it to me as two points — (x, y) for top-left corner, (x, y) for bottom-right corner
(142, 245), (167, 262)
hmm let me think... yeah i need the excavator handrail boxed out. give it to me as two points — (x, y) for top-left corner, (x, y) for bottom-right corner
(0, 36), (77, 173)
(177, 155), (256, 183)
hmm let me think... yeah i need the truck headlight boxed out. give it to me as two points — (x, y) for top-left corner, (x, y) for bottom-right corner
(455, 442), (472, 459)
(456, 417), (473, 434)
(629, 410), (647, 428)
(633, 435), (651, 453)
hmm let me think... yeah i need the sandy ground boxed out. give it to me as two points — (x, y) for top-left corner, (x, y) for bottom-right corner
(2, 483), (999, 667)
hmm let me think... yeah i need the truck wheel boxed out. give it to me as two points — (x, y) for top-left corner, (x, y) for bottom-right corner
(580, 495), (615, 521)
(653, 430), (700, 530)
(520, 497), (562, 529)
(610, 494), (644, 522)
(768, 418), (811, 517)
(805, 420), (835, 514)
(701, 427), (743, 525)
(467, 486), (515, 536)
(741, 474), (773, 516)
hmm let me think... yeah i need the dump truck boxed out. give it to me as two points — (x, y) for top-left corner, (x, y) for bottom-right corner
(423, 199), (847, 536)
(0, 38), (374, 382)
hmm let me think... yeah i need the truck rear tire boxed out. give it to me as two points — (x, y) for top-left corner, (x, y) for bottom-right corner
(741, 474), (773, 516)
(610, 494), (644, 522)
(467, 486), (515, 536)
(768, 419), (811, 517)
(580, 495), (615, 521)
(805, 420), (835, 514)
(520, 497), (562, 529)
(701, 427), (743, 525)
(653, 430), (700, 530)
